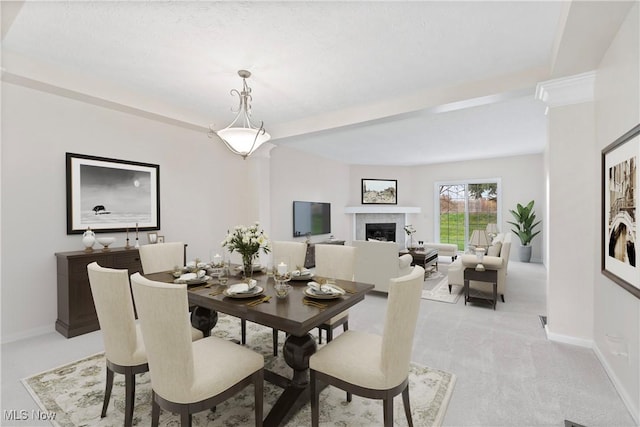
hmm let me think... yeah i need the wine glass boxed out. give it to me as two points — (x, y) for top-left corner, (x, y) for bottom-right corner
(217, 268), (229, 286)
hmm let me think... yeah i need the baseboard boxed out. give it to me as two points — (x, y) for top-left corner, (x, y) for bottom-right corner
(1, 324), (54, 345)
(593, 343), (639, 424)
(544, 325), (593, 348)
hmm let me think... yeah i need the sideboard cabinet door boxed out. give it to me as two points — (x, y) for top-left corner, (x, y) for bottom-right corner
(55, 247), (142, 338)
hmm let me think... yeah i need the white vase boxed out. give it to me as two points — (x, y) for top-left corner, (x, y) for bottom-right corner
(82, 228), (95, 251)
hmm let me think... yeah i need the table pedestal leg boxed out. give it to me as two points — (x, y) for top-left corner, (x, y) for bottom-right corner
(190, 307), (218, 337)
(264, 333), (317, 427)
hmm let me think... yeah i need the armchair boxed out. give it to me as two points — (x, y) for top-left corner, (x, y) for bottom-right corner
(352, 240), (413, 293)
(447, 233), (512, 302)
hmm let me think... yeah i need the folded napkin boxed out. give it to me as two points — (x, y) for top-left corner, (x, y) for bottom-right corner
(292, 269), (311, 277)
(178, 272), (197, 282)
(228, 279), (257, 294)
(307, 282), (345, 295)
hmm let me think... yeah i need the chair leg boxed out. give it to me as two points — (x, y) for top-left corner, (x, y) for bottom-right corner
(101, 365), (114, 418)
(326, 328), (333, 342)
(124, 369), (135, 427)
(310, 370), (320, 427)
(342, 322), (351, 402)
(402, 384), (414, 427)
(501, 294), (505, 303)
(383, 397), (394, 427)
(272, 329), (279, 357)
(151, 392), (160, 427)
(448, 284), (452, 294)
(180, 409), (191, 427)
(254, 370), (264, 427)
(317, 327), (323, 344)
(241, 319), (247, 345)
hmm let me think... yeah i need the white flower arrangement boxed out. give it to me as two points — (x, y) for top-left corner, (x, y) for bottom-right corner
(404, 224), (417, 236)
(221, 222), (271, 262)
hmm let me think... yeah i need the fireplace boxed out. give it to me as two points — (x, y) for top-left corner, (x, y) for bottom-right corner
(365, 223), (396, 242)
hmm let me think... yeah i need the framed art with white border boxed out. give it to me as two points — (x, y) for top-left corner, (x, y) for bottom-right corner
(66, 153), (160, 234)
(602, 124), (640, 298)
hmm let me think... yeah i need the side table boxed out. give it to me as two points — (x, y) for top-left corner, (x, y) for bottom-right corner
(463, 267), (498, 310)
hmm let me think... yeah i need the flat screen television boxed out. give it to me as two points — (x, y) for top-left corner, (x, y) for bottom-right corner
(293, 201), (331, 237)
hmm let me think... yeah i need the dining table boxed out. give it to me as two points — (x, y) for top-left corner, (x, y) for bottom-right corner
(144, 268), (375, 427)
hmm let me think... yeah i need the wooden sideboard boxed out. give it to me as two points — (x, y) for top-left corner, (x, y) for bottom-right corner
(304, 239), (346, 268)
(55, 247), (143, 338)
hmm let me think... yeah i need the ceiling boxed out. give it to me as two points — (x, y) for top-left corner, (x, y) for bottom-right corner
(1, 1), (632, 165)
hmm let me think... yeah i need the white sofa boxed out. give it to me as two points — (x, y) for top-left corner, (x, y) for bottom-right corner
(352, 240), (414, 293)
(447, 233), (512, 302)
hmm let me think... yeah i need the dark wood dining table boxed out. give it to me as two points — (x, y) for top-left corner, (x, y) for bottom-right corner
(144, 269), (375, 427)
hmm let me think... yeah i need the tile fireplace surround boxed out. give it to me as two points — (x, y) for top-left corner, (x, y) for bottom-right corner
(345, 206), (421, 247)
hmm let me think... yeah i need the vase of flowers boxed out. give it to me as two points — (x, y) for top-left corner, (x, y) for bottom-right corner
(222, 222), (271, 279)
(404, 224), (417, 250)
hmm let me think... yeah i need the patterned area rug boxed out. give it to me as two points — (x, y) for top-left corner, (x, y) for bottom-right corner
(22, 314), (456, 427)
(421, 266), (463, 304)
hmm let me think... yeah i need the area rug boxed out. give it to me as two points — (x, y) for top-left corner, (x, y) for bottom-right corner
(22, 314), (456, 427)
(421, 266), (462, 304)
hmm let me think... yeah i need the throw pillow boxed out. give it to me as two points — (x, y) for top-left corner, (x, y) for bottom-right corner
(487, 241), (502, 257)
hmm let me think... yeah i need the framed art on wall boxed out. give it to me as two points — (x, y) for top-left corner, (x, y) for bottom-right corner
(66, 153), (160, 234)
(361, 178), (397, 205)
(602, 124), (640, 298)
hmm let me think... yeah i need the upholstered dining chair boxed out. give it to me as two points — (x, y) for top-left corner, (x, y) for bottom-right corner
(130, 273), (264, 427)
(241, 241), (308, 356)
(87, 262), (204, 427)
(138, 241), (185, 274)
(314, 244), (356, 344)
(309, 265), (425, 427)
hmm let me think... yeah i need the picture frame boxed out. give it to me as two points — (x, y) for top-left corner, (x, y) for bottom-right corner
(147, 232), (158, 244)
(602, 124), (640, 299)
(66, 153), (160, 234)
(362, 178), (397, 205)
(157, 235), (165, 244)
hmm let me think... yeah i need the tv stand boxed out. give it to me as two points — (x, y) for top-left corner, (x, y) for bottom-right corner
(304, 239), (345, 268)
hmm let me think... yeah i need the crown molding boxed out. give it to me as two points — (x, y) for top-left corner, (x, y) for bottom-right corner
(535, 71), (596, 108)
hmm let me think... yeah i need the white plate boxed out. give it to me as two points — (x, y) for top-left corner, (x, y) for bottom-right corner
(304, 286), (344, 300)
(174, 275), (211, 285)
(224, 285), (264, 299)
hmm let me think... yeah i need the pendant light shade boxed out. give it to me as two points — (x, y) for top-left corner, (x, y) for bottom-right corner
(208, 70), (270, 159)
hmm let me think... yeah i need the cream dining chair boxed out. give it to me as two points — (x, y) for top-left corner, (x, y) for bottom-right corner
(310, 265), (425, 427)
(314, 244), (356, 344)
(87, 262), (204, 427)
(241, 241), (308, 356)
(138, 242), (185, 274)
(130, 273), (264, 427)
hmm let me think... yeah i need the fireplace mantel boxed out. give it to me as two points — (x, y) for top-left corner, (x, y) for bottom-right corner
(346, 206), (420, 247)
(344, 206), (421, 214)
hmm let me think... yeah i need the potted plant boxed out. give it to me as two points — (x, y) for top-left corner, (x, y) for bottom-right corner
(507, 200), (541, 262)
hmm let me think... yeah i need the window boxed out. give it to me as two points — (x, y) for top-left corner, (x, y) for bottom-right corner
(435, 180), (501, 251)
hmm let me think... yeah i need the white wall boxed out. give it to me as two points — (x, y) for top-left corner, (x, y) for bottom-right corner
(593, 4), (640, 421)
(1, 82), (251, 342)
(350, 155), (545, 262)
(546, 101), (596, 344)
(268, 144), (351, 246)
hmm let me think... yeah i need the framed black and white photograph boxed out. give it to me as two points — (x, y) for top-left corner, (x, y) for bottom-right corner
(157, 235), (165, 244)
(602, 124), (640, 298)
(362, 178), (397, 205)
(147, 232), (158, 244)
(66, 153), (160, 234)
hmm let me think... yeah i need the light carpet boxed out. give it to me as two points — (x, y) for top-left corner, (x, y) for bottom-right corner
(22, 314), (456, 427)
(421, 266), (462, 304)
